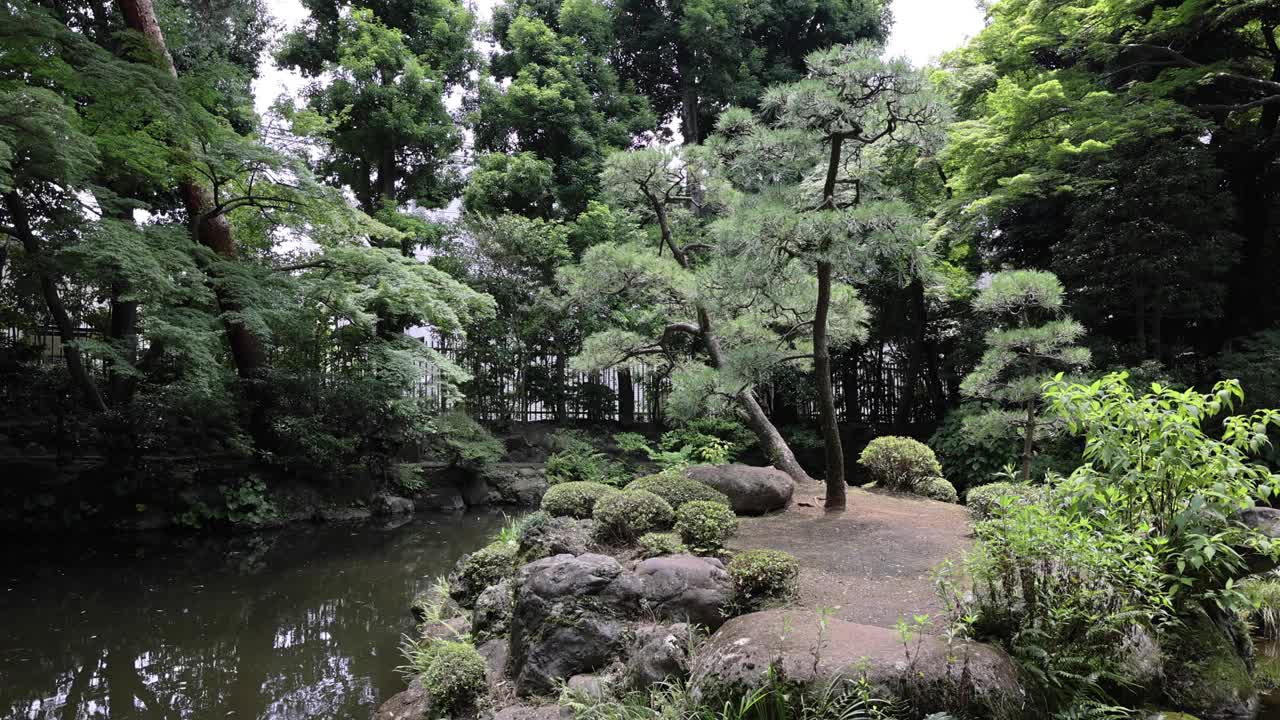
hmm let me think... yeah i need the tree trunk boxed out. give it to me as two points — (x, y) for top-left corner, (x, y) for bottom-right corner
(4, 191), (107, 413)
(108, 280), (139, 404)
(617, 368), (635, 426)
(813, 135), (847, 509)
(1020, 400), (1036, 483)
(116, 0), (267, 381)
(650, 196), (812, 485)
(894, 280), (927, 432)
(814, 260), (846, 508)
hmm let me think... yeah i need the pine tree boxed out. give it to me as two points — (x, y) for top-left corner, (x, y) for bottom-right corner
(710, 42), (945, 509)
(961, 270), (1091, 482)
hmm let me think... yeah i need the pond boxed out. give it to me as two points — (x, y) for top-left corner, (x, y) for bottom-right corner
(0, 511), (506, 720)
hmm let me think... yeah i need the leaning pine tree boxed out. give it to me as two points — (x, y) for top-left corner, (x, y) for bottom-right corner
(709, 42), (945, 509)
(961, 270), (1091, 482)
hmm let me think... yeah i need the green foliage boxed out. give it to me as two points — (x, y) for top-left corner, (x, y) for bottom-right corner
(394, 463), (427, 494)
(1045, 372), (1280, 610)
(625, 471), (731, 510)
(638, 532), (688, 559)
(962, 271), (1090, 482)
(928, 404), (1022, 493)
(1239, 575), (1280, 639)
(562, 670), (888, 720)
(407, 640), (488, 713)
(1219, 328), (1280, 412)
(918, 477), (959, 504)
(964, 482), (1043, 523)
(592, 489), (674, 545)
(546, 433), (628, 486)
(428, 411), (505, 469)
(727, 549), (800, 613)
(562, 669), (889, 720)
(674, 500), (738, 553)
(963, 495), (1167, 710)
(540, 481), (619, 519)
(857, 436), (943, 492)
(452, 542), (519, 605)
(176, 477), (277, 528)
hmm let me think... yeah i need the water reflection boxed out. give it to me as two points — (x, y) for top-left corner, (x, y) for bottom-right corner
(1, 511), (505, 719)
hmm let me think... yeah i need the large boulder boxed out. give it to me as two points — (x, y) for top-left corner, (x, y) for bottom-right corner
(508, 553), (643, 695)
(625, 623), (692, 689)
(372, 677), (428, 720)
(474, 580), (515, 642)
(635, 555), (733, 628)
(371, 493), (414, 516)
(690, 609), (1024, 719)
(517, 515), (593, 561)
(485, 465), (550, 506)
(1162, 610), (1258, 720)
(685, 464), (793, 515)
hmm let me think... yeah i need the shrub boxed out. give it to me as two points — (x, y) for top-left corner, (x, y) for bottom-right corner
(675, 500), (739, 552)
(449, 541), (518, 607)
(728, 549), (800, 612)
(638, 532), (688, 558)
(625, 471), (731, 509)
(918, 476), (959, 504)
(430, 411), (505, 469)
(417, 640), (488, 713)
(593, 490), (674, 545)
(540, 481), (619, 519)
(857, 436), (942, 491)
(929, 402), (1080, 495)
(964, 482), (1042, 522)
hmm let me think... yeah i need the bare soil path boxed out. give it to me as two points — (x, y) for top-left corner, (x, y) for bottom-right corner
(729, 483), (974, 629)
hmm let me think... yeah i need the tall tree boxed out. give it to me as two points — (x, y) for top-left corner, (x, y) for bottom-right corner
(469, 0), (655, 217)
(279, 4), (468, 222)
(116, 0), (268, 380)
(938, 0), (1278, 369)
(710, 43), (944, 508)
(561, 147), (843, 483)
(613, 0), (890, 144)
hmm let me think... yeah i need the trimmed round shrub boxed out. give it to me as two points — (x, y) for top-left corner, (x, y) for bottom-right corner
(728, 549), (800, 612)
(858, 436), (943, 491)
(625, 472), (731, 509)
(419, 640), (488, 713)
(918, 476), (959, 504)
(448, 541), (519, 607)
(540, 481), (619, 519)
(592, 489), (674, 545)
(638, 532), (687, 558)
(674, 500), (739, 552)
(965, 482), (1042, 522)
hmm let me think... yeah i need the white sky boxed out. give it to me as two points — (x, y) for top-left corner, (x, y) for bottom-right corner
(253, 0), (988, 113)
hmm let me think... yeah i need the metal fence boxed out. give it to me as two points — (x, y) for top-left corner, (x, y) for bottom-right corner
(6, 325), (946, 427)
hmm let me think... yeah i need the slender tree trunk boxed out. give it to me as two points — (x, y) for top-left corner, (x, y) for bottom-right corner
(116, 0), (267, 381)
(618, 367), (635, 426)
(650, 197), (812, 484)
(4, 192), (108, 413)
(108, 280), (139, 404)
(1020, 400), (1036, 483)
(814, 260), (845, 508)
(894, 280), (927, 432)
(813, 135), (847, 509)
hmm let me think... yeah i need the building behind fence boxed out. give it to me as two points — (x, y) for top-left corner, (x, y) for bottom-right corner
(7, 325), (946, 428)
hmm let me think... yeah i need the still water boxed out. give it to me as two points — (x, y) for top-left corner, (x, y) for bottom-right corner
(0, 511), (506, 720)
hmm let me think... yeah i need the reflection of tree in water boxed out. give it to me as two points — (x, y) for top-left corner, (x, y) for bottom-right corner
(1, 512), (504, 719)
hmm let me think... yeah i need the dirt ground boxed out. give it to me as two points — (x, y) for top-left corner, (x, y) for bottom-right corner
(728, 483), (974, 629)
